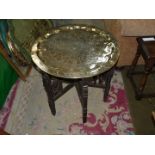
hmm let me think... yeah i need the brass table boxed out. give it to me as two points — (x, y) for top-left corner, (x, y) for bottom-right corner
(31, 25), (119, 123)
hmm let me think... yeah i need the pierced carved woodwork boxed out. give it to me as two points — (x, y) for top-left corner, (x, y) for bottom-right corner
(42, 66), (115, 123)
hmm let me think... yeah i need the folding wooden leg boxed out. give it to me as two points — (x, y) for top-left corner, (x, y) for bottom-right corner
(42, 73), (56, 115)
(75, 81), (88, 123)
(104, 67), (115, 101)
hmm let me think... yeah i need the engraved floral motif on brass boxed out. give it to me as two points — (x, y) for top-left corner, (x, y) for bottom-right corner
(31, 25), (119, 79)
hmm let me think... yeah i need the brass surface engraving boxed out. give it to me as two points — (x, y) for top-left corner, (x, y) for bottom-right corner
(31, 25), (119, 79)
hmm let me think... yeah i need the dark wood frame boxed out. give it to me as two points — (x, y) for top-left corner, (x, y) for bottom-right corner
(41, 66), (115, 123)
(0, 42), (32, 81)
(127, 37), (155, 100)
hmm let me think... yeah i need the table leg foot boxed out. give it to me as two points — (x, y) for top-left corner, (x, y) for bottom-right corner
(75, 81), (88, 123)
(104, 67), (115, 101)
(42, 73), (56, 116)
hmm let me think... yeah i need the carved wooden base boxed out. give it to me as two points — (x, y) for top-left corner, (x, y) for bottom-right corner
(42, 67), (115, 123)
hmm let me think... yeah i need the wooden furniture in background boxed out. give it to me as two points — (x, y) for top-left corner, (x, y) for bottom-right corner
(0, 42), (32, 81)
(0, 20), (53, 81)
(127, 37), (155, 100)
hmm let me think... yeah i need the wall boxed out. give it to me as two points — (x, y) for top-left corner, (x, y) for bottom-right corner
(104, 19), (155, 66)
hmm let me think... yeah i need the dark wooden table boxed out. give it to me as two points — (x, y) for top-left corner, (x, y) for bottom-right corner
(31, 25), (119, 123)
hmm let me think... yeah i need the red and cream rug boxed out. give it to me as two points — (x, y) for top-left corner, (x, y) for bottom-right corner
(0, 69), (135, 135)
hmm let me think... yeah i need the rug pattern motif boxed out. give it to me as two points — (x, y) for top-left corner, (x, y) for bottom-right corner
(5, 69), (134, 135)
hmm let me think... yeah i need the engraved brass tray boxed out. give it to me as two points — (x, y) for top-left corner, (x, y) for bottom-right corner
(31, 25), (119, 79)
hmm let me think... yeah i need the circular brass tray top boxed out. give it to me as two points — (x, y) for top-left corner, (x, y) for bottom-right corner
(31, 25), (119, 79)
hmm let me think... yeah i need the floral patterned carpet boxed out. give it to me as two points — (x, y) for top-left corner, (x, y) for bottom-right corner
(0, 68), (134, 135)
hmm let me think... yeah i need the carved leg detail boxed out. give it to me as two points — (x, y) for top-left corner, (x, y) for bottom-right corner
(42, 73), (56, 115)
(75, 81), (88, 123)
(82, 84), (88, 123)
(104, 67), (115, 101)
